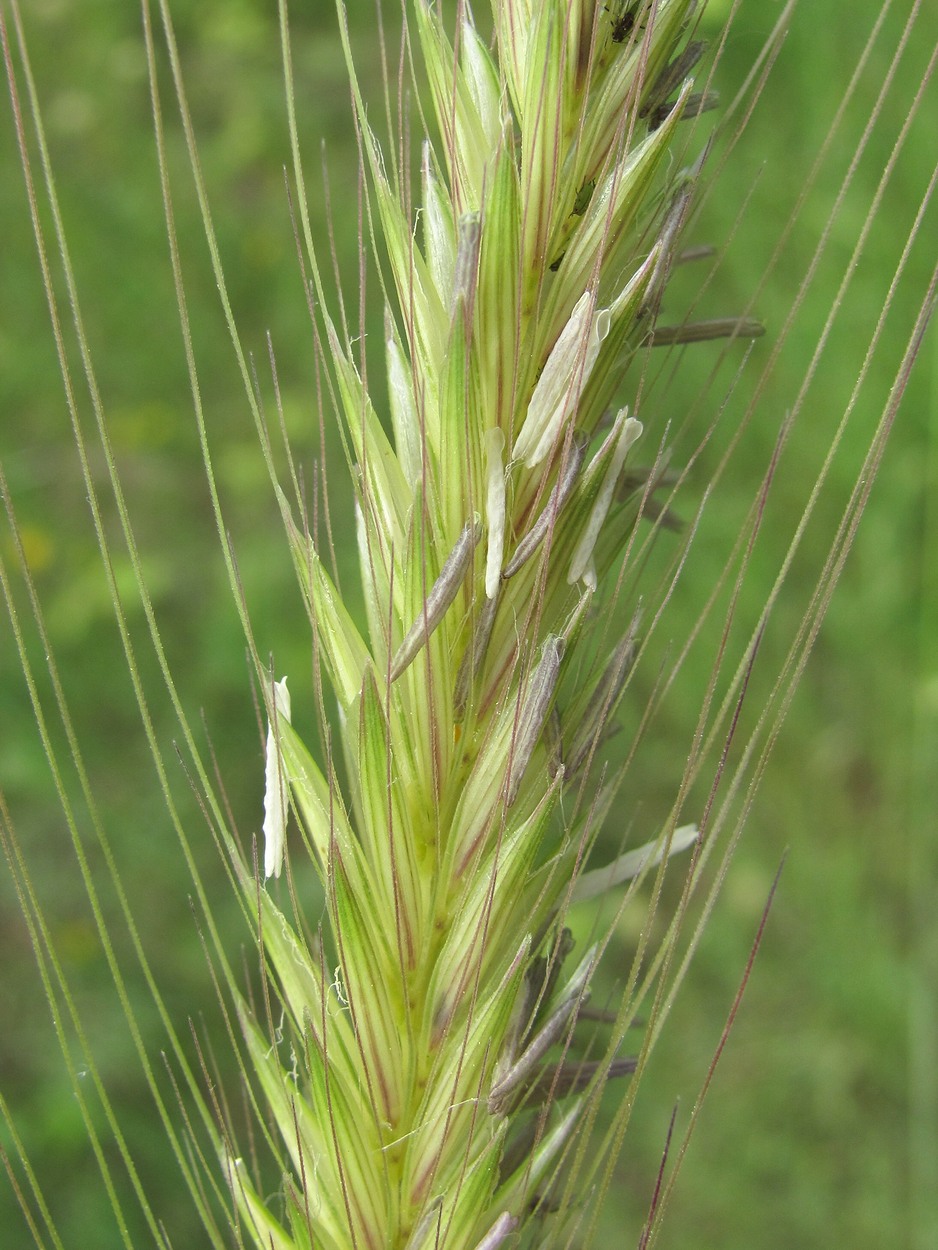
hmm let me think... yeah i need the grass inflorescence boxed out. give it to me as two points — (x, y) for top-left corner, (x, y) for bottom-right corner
(228, 2), (754, 1246)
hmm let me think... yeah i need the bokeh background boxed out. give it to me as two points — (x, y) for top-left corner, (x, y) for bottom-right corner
(1, 1), (936, 1247)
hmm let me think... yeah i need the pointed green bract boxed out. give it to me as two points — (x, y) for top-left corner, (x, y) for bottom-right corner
(280, 495), (372, 706)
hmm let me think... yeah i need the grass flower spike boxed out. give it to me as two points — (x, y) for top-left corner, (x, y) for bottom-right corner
(220, 3), (729, 1246)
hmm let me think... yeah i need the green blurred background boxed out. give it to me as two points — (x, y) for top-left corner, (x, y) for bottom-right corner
(1, 1), (935, 1247)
